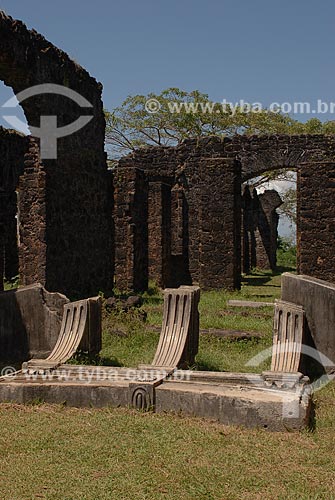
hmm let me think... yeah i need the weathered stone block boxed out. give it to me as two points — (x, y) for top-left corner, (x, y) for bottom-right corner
(281, 273), (335, 372)
(0, 283), (69, 361)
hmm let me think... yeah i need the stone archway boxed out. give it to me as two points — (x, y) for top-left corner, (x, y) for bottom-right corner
(226, 134), (335, 282)
(0, 11), (113, 297)
(225, 134), (335, 181)
(114, 134), (335, 290)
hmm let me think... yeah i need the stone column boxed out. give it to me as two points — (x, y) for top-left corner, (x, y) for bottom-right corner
(0, 225), (4, 291)
(241, 185), (253, 274)
(254, 189), (282, 271)
(197, 158), (241, 290)
(297, 161), (335, 282)
(18, 137), (47, 287)
(148, 181), (171, 288)
(114, 167), (148, 292)
(0, 193), (6, 290)
(4, 191), (19, 281)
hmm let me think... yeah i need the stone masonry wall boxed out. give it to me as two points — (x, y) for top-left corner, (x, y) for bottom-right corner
(242, 187), (282, 273)
(0, 11), (113, 298)
(147, 181), (171, 287)
(18, 137), (47, 287)
(116, 140), (241, 291)
(256, 190), (282, 270)
(0, 127), (27, 289)
(2, 9), (334, 294)
(116, 134), (335, 290)
(114, 168), (148, 292)
(297, 161), (335, 282)
(4, 191), (19, 280)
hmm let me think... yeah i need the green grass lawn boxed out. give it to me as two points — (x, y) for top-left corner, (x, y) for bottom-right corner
(0, 383), (334, 500)
(1, 260), (334, 499)
(98, 268), (283, 373)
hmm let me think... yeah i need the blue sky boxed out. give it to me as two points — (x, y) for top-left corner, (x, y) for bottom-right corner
(0, 0), (335, 117)
(0, 0), (334, 237)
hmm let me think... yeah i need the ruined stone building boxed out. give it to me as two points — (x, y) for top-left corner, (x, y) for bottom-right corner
(1, 11), (335, 297)
(0, 11), (113, 298)
(0, 128), (25, 289)
(113, 135), (335, 292)
(242, 186), (283, 274)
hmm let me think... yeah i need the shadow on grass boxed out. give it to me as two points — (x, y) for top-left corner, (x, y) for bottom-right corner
(69, 352), (124, 368)
(193, 360), (223, 372)
(98, 356), (124, 367)
(242, 266), (295, 288)
(275, 265), (296, 274)
(242, 275), (273, 287)
(141, 296), (163, 306)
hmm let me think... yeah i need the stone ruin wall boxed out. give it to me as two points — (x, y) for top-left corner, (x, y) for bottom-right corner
(297, 161), (335, 283)
(242, 186), (283, 273)
(1, 11), (335, 296)
(235, 133), (335, 283)
(114, 134), (335, 291)
(0, 127), (27, 290)
(0, 11), (114, 298)
(115, 139), (242, 291)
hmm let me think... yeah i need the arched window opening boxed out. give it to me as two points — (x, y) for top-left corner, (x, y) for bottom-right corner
(0, 83), (28, 290)
(242, 168), (297, 277)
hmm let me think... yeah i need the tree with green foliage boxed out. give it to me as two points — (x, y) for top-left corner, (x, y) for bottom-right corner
(105, 88), (335, 158)
(277, 235), (297, 269)
(105, 88), (335, 223)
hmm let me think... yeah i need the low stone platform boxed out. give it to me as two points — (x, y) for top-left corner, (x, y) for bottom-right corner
(227, 300), (274, 308)
(0, 367), (312, 431)
(0, 280), (320, 431)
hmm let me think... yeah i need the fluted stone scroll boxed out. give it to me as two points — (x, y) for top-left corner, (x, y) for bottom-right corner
(271, 299), (305, 373)
(131, 285), (200, 411)
(150, 285), (200, 370)
(22, 297), (101, 373)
